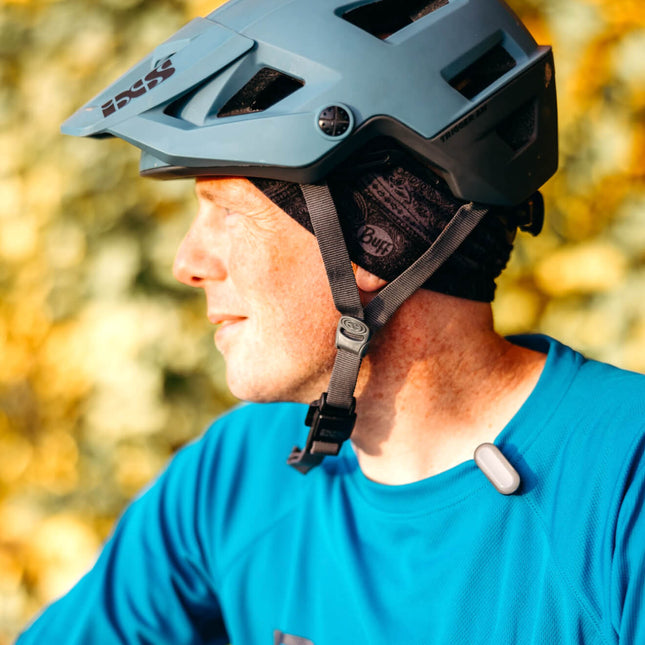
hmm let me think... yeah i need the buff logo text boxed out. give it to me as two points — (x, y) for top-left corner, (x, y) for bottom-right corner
(101, 58), (176, 118)
(358, 225), (394, 257)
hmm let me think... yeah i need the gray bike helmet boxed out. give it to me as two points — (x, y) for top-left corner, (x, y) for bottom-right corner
(62, 0), (557, 473)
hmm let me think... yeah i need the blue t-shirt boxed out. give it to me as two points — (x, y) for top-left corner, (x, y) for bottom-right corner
(18, 336), (645, 644)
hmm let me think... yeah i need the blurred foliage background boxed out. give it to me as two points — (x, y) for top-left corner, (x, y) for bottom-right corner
(0, 0), (643, 641)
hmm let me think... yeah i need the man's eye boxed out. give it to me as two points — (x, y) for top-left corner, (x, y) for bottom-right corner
(223, 208), (242, 225)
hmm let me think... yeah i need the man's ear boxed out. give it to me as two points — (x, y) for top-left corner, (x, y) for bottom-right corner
(354, 265), (388, 292)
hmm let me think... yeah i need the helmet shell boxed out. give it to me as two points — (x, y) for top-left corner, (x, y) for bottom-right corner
(62, 0), (558, 206)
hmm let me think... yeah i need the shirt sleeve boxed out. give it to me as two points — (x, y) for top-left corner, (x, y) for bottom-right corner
(16, 434), (228, 645)
(611, 434), (645, 645)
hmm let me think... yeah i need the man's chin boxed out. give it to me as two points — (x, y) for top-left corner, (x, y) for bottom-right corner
(225, 373), (284, 404)
(224, 371), (315, 405)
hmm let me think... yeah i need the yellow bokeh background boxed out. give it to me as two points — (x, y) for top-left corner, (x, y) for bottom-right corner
(0, 0), (643, 641)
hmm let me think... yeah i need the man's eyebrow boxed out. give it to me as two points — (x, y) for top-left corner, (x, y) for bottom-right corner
(196, 186), (218, 203)
(196, 188), (239, 211)
(196, 183), (259, 208)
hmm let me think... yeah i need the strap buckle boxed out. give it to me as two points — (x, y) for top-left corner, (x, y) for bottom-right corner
(287, 393), (357, 474)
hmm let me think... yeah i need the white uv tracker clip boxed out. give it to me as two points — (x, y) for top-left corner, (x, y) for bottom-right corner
(474, 443), (521, 495)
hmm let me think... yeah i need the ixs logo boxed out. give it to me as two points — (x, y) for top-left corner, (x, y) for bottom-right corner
(101, 57), (176, 118)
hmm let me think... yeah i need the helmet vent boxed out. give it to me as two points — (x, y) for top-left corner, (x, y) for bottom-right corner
(341, 0), (449, 40)
(447, 43), (516, 99)
(217, 67), (304, 118)
(496, 99), (538, 152)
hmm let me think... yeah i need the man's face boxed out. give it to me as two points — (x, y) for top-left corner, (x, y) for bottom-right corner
(173, 177), (339, 403)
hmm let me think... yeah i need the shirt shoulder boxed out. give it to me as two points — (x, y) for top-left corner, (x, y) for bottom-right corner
(515, 335), (645, 505)
(511, 334), (645, 454)
(510, 336), (645, 641)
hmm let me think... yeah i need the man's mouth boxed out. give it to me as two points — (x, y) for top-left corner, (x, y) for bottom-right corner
(208, 313), (247, 326)
(209, 315), (248, 347)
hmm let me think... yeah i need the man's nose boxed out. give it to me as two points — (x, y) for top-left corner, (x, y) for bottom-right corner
(173, 220), (226, 287)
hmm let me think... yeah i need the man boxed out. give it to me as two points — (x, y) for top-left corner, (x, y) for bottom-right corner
(19, 0), (645, 643)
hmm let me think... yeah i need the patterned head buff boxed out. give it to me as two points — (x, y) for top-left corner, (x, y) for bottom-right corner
(251, 143), (515, 302)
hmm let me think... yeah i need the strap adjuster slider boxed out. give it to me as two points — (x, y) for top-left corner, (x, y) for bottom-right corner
(335, 316), (371, 357)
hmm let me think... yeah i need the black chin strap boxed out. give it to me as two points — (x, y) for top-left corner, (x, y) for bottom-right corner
(287, 182), (488, 474)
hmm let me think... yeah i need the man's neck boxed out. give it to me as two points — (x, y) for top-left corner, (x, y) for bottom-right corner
(350, 292), (546, 485)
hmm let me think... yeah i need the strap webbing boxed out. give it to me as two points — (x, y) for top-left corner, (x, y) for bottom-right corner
(301, 183), (365, 409)
(364, 201), (488, 331)
(291, 183), (488, 472)
(300, 184), (363, 320)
